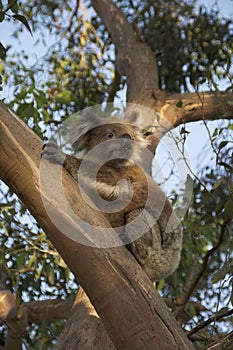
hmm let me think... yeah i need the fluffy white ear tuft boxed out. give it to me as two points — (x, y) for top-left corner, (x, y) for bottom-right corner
(73, 111), (102, 135)
(70, 111), (102, 151)
(125, 110), (143, 127)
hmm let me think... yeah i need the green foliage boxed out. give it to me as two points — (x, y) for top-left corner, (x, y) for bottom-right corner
(0, 192), (75, 297)
(0, 0), (32, 89)
(2, 1), (114, 133)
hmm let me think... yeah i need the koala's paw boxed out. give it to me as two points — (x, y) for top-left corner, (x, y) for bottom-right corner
(116, 178), (133, 203)
(41, 142), (65, 164)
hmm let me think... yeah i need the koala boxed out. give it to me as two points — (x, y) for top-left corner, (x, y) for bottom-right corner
(42, 111), (182, 282)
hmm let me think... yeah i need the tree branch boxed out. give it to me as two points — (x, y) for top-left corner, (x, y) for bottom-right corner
(206, 331), (233, 350)
(91, 0), (233, 130)
(91, 0), (159, 103)
(1, 0), (17, 14)
(106, 66), (121, 105)
(0, 291), (75, 348)
(91, 0), (233, 126)
(187, 309), (233, 338)
(24, 298), (74, 323)
(160, 91), (233, 126)
(0, 291), (25, 350)
(55, 288), (115, 349)
(0, 102), (194, 349)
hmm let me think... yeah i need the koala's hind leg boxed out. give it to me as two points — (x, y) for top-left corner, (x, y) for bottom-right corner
(125, 209), (182, 282)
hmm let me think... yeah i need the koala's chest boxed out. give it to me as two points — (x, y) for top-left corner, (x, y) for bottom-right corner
(95, 165), (149, 227)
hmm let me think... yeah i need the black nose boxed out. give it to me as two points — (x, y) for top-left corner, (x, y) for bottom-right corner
(122, 134), (132, 140)
(121, 134), (133, 151)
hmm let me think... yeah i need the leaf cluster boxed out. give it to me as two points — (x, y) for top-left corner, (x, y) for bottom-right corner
(0, 0), (32, 90)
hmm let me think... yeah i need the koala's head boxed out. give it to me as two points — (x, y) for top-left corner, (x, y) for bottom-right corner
(71, 111), (150, 168)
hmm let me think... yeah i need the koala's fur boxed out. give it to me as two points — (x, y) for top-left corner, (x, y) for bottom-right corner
(42, 111), (182, 282)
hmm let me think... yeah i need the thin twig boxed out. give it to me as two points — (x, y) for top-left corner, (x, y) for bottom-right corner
(176, 221), (228, 316)
(185, 221), (227, 298)
(66, 0), (80, 33)
(1, 0), (17, 14)
(187, 309), (233, 337)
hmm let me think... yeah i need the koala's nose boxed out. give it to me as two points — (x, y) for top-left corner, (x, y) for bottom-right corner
(121, 134), (133, 151)
(122, 133), (132, 140)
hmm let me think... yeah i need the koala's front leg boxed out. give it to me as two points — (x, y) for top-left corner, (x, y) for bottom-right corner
(42, 142), (82, 181)
(41, 142), (65, 164)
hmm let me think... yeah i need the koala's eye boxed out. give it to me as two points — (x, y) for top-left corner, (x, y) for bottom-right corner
(122, 134), (133, 141)
(107, 132), (114, 138)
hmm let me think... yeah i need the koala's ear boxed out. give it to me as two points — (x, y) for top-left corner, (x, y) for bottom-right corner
(72, 133), (90, 152)
(70, 111), (101, 151)
(125, 110), (144, 128)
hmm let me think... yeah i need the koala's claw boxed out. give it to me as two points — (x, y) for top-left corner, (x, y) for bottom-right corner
(42, 141), (58, 149)
(41, 142), (65, 164)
